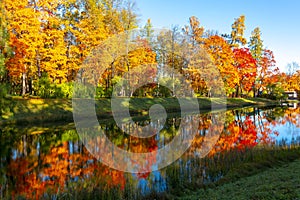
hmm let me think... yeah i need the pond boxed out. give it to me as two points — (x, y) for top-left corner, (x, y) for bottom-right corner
(0, 105), (300, 199)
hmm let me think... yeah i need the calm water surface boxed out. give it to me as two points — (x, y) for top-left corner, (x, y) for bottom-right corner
(0, 105), (299, 199)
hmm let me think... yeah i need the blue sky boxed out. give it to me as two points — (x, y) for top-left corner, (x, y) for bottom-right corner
(135, 0), (300, 72)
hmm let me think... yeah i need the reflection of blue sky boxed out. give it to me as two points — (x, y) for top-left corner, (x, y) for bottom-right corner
(137, 177), (150, 194)
(272, 120), (300, 143)
(151, 170), (167, 192)
(134, 170), (167, 195)
(131, 107), (300, 195)
(234, 108), (300, 144)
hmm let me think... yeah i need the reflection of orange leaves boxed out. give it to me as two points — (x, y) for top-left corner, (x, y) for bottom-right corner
(194, 107), (299, 157)
(110, 170), (126, 190)
(7, 140), (127, 198)
(191, 134), (204, 148)
(128, 136), (158, 179)
(26, 174), (46, 195)
(238, 116), (257, 148)
(137, 172), (150, 179)
(199, 116), (212, 130)
(130, 136), (158, 153)
(271, 120), (278, 126)
(208, 116), (258, 156)
(259, 130), (271, 144)
(8, 157), (46, 199)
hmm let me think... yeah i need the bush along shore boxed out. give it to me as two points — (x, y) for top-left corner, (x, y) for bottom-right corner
(0, 97), (280, 125)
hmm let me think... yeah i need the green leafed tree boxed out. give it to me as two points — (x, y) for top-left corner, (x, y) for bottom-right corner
(0, 1), (10, 84)
(141, 18), (154, 43)
(248, 27), (264, 97)
(249, 27), (263, 62)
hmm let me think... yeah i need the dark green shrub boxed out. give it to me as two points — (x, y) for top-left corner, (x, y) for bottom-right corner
(34, 73), (52, 98)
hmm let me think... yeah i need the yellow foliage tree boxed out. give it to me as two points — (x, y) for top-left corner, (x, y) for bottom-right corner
(204, 35), (239, 96)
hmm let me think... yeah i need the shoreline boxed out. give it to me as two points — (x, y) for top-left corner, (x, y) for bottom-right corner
(179, 153), (300, 199)
(0, 97), (281, 126)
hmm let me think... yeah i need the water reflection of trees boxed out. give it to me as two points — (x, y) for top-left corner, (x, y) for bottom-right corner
(169, 106), (300, 194)
(189, 106), (299, 156)
(1, 130), (126, 199)
(0, 106), (299, 198)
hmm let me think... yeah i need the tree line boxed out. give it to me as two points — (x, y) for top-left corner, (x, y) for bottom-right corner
(0, 0), (299, 99)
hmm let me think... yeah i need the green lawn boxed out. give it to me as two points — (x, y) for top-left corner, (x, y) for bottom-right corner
(179, 158), (300, 200)
(0, 96), (279, 125)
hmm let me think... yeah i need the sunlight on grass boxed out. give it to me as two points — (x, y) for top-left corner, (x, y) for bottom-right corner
(29, 99), (45, 105)
(0, 97), (279, 124)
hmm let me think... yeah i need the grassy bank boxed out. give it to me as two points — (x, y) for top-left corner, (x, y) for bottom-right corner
(179, 157), (300, 200)
(0, 96), (279, 125)
(158, 145), (300, 200)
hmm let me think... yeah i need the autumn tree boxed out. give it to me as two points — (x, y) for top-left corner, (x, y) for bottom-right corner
(248, 27), (264, 97)
(204, 35), (239, 96)
(233, 48), (257, 97)
(37, 0), (68, 83)
(125, 39), (157, 96)
(183, 16), (205, 46)
(249, 27), (264, 61)
(90, 34), (156, 97)
(224, 15), (247, 48)
(257, 49), (278, 95)
(102, 0), (138, 35)
(58, 0), (109, 83)
(154, 27), (190, 96)
(2, 0), (139, 96)
(183, 17), (226, 96)
(290, 71), (300, 97)
(185, 49), (212, 96)
(5, 0), (43, 95)
(0, 1), (10, 85)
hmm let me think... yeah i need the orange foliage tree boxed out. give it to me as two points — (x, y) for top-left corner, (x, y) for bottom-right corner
(233, 48), (257, 96)
(204, 35), (239, 96)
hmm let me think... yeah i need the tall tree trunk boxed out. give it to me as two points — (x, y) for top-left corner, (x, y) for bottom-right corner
(253, 87), (256, 98)
(28, 78), (32, 95)
(36, 49), (41, 78)
(235, 85), (239, 98)
(22, 72), (26, 96)
(240, 87), (243, 97)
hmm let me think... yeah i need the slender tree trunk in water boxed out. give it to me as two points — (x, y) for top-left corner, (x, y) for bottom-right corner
(22, 72), (26, 96)
(253, 107), (257, 129)
(22, 135), (27, 156)
(66, 141), (70, 188)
